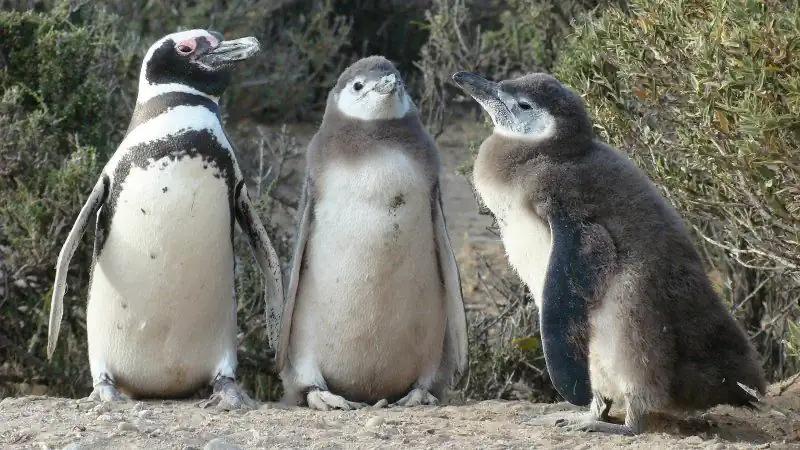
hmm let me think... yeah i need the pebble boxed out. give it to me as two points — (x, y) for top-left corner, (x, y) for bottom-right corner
(682, 435), (705, 444)
(365, 416), (384, 428)
(137, 409), (153, 419)
(62, 444), (86, 450)
(133, 402), (145, 411)
(91, 403), (111, 414)
(372, 399), (389, 408)
(203, 437), (244, 450)
(117, 421), (139, 432)
(96, 414), (114, 422)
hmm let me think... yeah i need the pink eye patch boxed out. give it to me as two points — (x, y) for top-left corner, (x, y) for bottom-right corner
(176, 38), (197, 55)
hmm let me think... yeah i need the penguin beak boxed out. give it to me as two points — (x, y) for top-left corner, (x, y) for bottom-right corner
(197, 36), (260, 70)
(452, 71), (500, 105)
(372, 73), (400, 95)
(452, 71), (516, 129)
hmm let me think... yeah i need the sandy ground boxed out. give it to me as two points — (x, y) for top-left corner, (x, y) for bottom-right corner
(2, 120), (799, 449)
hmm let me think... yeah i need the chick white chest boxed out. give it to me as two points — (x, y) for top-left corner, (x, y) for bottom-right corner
(473, 175), (552, 310)
(288, 148), (446, 400)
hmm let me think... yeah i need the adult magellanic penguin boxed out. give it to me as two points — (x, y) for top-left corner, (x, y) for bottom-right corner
(277, 56), (468, 411)
(47, 29), (284, 410)
(452, 70), (767, 435)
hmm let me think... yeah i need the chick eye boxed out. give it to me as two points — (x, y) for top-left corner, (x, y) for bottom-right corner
(353, 81), (364, 91)
(518, 101), (532, 110)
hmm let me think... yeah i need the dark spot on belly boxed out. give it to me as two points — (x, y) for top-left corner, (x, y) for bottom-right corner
(140, 208), (147, 215)
(116, 323), (123, 330)
(393, 222), (400, 240)
(203, 164), (208, 169)
(121, 301), (128, 309)
(162, 186), (168, 193)
(150, 252), (157, 259)
(389, 194), (405, 211)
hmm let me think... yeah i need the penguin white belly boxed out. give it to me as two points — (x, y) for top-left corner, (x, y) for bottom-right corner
(475, 180), (552, 310)
(87, 156), (236, 398)
(290, 150), (446, 402)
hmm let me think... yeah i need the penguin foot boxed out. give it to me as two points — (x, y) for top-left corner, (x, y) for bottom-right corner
(391, 388), (439, 407)
(554, 414), (638, 436)
(306, 389), (369, 411)
(198, 376), (256, 411)
(87, 380), (128, 402)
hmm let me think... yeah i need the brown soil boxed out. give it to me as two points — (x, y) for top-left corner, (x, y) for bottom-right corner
(2, 120), (798, 449)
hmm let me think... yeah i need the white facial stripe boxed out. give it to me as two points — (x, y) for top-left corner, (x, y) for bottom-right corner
(137, 29), (217, 104)
(136, 82), (219, 105)
(336, 83), (411, 120)
(106, 105), (231, 176)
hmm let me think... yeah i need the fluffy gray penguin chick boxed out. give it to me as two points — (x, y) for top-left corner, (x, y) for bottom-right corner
(277, 55), (469, 411)
(47, 29), (285, 410)
(452, 70), (767, 435)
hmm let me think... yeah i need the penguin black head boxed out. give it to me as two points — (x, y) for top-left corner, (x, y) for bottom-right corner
(452, 71), (593, 143)
(138, 29), (260, 102)
(328, 55), (413, 121)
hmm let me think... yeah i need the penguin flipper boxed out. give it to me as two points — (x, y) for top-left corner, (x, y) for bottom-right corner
(276, 172), (313, 372)
(431, 182), (469, 388)
(234, 180), (285, 353)
(48, 175), (109, 360)
(541, 213), (613, 407)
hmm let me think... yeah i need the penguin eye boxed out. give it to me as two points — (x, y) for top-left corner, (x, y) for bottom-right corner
(353, 81), (364, 92)
(518, 101), (532, 110)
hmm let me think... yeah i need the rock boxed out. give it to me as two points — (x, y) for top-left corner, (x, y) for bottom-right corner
(62, 444), (86, 450)
(137, 409), (153, 419)
(95, 414), (114, 422)
(365, 416), (385, 428)
(117, 422), (139, 432)
(372, 399), (389, 408)
(203, 437), (243, 450)
(133, 402), (145, 411)
(91, 403), (111, 414)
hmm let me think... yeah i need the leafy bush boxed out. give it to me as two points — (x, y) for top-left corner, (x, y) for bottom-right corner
(415, 0), (617, 136)
(0, 2), (138, 396)
(554, 0), (800, 379)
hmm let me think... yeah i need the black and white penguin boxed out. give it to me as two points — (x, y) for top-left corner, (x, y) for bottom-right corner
(47, 29), (284, 410)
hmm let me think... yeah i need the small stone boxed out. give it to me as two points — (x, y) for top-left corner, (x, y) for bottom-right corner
(682, 436), (704, 444)
(372, 399), (389, 409)
(133, 402), (145, 411)
(91, 403), (111, 414)
(365, 416), (384, 428)
(96, 414), (114, 422)
(203, 437), (243, 450)
(117, 422), (138, 432)
(137, 409), (153, 419)
(710, 444), (726, 450)
(169, 425), (185, 433)
(62, 444), (85, 450)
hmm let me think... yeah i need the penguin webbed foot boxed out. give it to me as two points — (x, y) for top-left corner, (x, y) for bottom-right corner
(554, 393), (644, 436)
(87, 379), (128, 403)
(198, 376), (257, 411)
(554, 414), (639, 436)
(306, 388), (369, 411)
(390, 388), (439, 407)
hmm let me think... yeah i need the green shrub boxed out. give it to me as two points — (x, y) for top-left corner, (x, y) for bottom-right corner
(0, 2), (138, 396)
(554, 0), (800, 379)
(415, 0), (617, 136)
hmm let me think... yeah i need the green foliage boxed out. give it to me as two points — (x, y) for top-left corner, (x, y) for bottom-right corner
(415, 0), (617, 135)
(554, 0), (800, 378)
(0, 2), (136, 395)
